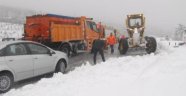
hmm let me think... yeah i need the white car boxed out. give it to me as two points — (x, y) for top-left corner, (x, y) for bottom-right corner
(0, 41), (68, 93)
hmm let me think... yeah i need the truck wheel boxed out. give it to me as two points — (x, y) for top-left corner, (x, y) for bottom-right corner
(118, 38), (129, 55)
(72, 46), (78, 55)
(55, 60), (66, 74)
(0, 73), (13, 93)
(145, 37), (157, 54)
(61, 44), (70, 57)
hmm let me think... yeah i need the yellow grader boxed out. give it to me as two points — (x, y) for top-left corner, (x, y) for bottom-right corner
(118, 14), (157, 54)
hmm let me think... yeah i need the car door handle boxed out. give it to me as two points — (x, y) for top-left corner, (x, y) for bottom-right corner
(34, 57), (38, 59)
(9, 60), (14, 62)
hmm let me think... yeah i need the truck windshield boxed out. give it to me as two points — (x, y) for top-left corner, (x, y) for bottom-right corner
(86, 21), (99, 32)
(129, 18), (142, 27)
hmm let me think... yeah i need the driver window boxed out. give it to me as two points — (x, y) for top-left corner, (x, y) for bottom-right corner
(129, 18), (142, 27)
(0, 48), (5, 56)
(27, 43), (49, 54)
(92, 23), (98, 32)
(86, 21), (92, 29)
(86, 21), (99, 32)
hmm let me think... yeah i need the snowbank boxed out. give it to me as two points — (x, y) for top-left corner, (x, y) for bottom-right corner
(3, 42), (186, 96)
(0, 22), (23, 41)
(156, 37), (184, 53)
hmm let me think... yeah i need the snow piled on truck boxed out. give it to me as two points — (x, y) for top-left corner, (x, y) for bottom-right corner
(3, 40), (186, 96)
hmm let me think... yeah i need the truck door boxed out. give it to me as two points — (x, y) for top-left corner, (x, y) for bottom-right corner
(85, 21), (100, 50)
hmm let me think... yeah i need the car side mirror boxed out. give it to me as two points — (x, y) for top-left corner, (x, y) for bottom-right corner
(48, 50), (55, 56)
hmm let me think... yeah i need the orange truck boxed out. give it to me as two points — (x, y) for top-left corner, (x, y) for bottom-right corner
(24, 14), (105, 56)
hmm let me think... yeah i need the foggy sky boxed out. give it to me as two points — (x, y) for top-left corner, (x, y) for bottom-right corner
(0, 0), (186, 37)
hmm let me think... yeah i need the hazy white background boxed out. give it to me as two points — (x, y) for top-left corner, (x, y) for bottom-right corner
(0, 0), (186, 36)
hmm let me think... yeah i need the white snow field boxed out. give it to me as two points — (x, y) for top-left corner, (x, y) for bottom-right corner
(2, 40), (186, 96)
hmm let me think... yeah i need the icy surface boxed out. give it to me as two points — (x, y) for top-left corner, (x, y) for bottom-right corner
(2, 40), (186, 96)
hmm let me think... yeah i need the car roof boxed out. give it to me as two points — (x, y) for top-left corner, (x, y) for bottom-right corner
(0, 40), (40, 49)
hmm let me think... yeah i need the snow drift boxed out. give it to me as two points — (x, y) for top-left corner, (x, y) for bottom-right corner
(3, 40), (186, 96)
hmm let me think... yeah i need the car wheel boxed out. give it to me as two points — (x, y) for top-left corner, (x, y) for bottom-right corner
(55, 60), (66, 74)
(0, 73), (13, 93)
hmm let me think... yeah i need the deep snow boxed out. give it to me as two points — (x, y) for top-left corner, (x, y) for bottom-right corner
(2, 40), (186, 96)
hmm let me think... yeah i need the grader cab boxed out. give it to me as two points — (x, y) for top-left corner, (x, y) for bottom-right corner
(118, 14), (157, 54)
(126, 14), (145, 45)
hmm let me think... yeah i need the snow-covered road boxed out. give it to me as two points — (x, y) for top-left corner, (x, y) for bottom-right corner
(2, 40), (186, 96)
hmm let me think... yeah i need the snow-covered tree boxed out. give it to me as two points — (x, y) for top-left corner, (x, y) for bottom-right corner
(0, 5), (36, 24)
(174, 24), (186, 41)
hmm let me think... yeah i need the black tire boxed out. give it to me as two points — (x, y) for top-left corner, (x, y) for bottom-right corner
(145, 37), (157, 54)
(118, 38), (129, 55)
(55, 60), (66, 74)
(0, 73), (13, 93)
(72, 45), (78, 55)
(61, 44), (70, 57)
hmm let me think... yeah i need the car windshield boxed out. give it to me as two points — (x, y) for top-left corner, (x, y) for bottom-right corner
(129, 18), (142, 27)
